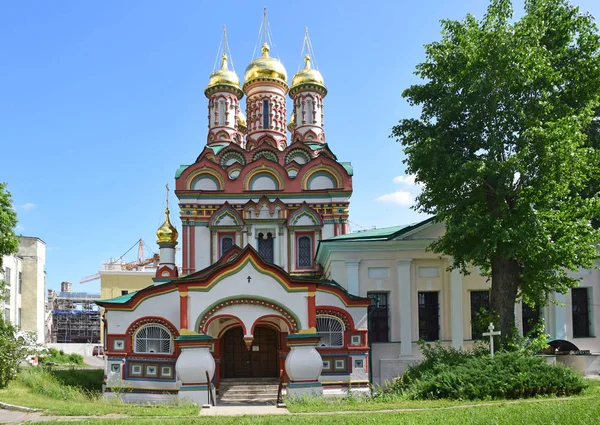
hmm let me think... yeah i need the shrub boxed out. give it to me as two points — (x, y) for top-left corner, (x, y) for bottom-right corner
(39, 348), (84, 366)
(0, 316), (27, 388)
(383, 342), (587, 400)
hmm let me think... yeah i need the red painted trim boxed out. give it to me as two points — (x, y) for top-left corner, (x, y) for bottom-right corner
(251, 314), (294, 334)
(182, 224), (189, 274)
(126, 316), (180, 337)
(316, 306), (356, 331)
(308, 295), (316, 328)
(203, 314), (247, 335)
(334, 224), (340, 236)
(179, 292), (188, 330)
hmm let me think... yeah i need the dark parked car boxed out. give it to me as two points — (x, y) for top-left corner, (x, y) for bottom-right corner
(92, 345), (104, 356)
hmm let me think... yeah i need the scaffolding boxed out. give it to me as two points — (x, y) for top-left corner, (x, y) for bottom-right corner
(50, 290), (101, 343)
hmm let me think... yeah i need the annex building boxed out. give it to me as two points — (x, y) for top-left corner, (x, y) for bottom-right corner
(96, 25), (600, 405)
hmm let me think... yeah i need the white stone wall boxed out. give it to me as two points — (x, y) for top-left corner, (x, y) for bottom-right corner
(1, 254), (22, 327)
(18, 237), (46, 343)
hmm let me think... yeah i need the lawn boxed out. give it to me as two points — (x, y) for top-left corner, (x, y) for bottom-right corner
(41, 397), (600, 424)
(0, 368), (198, 417)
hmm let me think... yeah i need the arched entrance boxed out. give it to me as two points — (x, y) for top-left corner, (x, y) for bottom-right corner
(222, 325), (279, 378)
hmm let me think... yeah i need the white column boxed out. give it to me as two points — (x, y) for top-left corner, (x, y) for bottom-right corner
(398, 259), (412, 357)
(450, 268), (464, 349)
(554, 292), (567, 339)
(346, 259), (361, 296)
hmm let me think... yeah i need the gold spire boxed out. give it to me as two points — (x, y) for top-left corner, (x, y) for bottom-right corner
(205, 26), (242, 95)
(290, 28), (326, 93)
(243, 9), (288, 89)
(156, 184), (179, 244)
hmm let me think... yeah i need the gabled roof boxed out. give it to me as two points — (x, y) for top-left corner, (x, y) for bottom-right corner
(321, 216), (436, 243)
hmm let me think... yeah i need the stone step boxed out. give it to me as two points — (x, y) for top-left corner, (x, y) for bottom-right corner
(220, 386), (278, 391)
(220, 394), (277, 400)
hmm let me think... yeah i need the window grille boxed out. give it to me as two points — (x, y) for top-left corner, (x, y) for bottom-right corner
(368, 292), (389, 342)
(221, 236), (234, 257)
(134, 325), (172, 354)
(572, 288), (591, 338)
(316, 315), (344, 347)
(418, 292), (440, 341)
(257, 232), (274, 263)
(297, 236), (312, 268)
(262, 99), (270, 129)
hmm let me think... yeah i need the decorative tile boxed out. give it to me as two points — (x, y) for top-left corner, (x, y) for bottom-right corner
(113, 340), (125, 351)
(130, 364), (142, 376)
(351, 335), (361, 346)
(354, 359), (364, 369)
(160, 366), (173, 378)
(110, 363), (120, 373)
(334, 359), (345, 370)
(145, 365), (158, 377)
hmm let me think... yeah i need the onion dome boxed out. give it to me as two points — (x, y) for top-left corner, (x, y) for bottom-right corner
(243, 43), (288, 90)
(290, 54), (327, 97)
(287, 112), (295, 133)
(156, 207), (178, 244)
(237, 110), (247, 133)
(205, 54), (243, 98)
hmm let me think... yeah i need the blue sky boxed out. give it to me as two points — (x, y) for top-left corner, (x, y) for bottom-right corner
(1, 0), (599, 293)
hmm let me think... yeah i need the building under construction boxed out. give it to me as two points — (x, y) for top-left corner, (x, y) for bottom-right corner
(49, 281), (101, 343)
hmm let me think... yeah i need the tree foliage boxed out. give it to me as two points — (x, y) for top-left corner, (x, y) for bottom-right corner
(391, 0), (600, 341)
(0, 182), (21, 388)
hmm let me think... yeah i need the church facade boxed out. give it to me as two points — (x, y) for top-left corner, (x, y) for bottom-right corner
(97, 30), (371, 405)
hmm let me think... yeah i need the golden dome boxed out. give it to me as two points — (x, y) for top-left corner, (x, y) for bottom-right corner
(156, 207), (179, 244)
(291, 54), (325, 91)
(205, 54), (241, 93)
(287, 112), (295, 133)
(237, 110), (247, 132)
(244, 43), (288, 88)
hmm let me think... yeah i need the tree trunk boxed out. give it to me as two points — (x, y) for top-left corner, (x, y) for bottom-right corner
(490, 255), (521, 344)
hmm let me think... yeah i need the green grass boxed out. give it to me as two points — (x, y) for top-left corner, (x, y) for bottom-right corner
(41, 397), (600, 424)
(0, 367), (198, 416)
(285, 379), (600, 413)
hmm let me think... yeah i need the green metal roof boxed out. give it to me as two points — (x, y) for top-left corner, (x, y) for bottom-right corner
(322, 217), (436, 243)
(95, 287), (150, 305)
(175, 165), (190, 179)
(207, 145), (227, 155)
(339, 162), (353, 176)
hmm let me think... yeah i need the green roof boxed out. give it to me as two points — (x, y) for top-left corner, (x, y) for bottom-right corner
(322, 217), (436, 243)
(95, 286), (150, 305)
(340, 162), (353, 176)
(175, 165), (190, 179)
(207, 145), (227, 155)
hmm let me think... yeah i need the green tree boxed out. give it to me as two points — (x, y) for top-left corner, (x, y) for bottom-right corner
(391, 0), (600, 342)
(0, 182), (21, 388)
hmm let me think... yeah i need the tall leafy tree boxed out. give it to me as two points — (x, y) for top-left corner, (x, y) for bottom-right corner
(391, 0), (600, 342)
(0, 182), (20, 388)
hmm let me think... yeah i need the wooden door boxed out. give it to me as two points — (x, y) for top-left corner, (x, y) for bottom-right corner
(221, 325), (278, 378)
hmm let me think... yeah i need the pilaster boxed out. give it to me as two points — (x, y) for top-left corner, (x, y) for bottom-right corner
(397, 259), (412, 357)
(450, 268), (464, 349)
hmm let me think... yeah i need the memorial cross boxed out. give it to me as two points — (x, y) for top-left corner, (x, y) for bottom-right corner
(482, 322), (501, 358)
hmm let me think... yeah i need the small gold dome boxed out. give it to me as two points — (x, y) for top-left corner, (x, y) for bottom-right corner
(291, 54), (325, 90)
(206, 54), (241, 93)
(244, 43), (288, 88)
(237, 110), (247, 132)
(156, 207), (178, 244)
(287, 112), (295, 133)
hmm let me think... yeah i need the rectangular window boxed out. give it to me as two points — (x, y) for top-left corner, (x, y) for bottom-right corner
(296, 233), (313, 268)
(418, 292), (440, 341)
(367, 292), (389, 343)
(4, 308), (9, 322)
(470, 290), (490, 340)
(121, 290), (129, 296)
(262, 99), (270, 129)
(257, 232), (274, 263)
(4, 267), (11, 285)
(18, 272), (22, 294)
(572, 288), (591, 338)
(219, 233), (235, 258)
(18, 308), (21, 328)
(522, 303), (540, 336)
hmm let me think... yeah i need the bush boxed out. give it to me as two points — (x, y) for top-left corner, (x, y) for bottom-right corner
(0, 316), (26, 388)
(383, 342), (587, 400)
(39, 348), (84, 366)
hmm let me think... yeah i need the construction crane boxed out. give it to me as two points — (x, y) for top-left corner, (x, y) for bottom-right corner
(79, 239), (159, 283)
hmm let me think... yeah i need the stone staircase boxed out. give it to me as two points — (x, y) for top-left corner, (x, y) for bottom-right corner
(218, 378), (280, 405)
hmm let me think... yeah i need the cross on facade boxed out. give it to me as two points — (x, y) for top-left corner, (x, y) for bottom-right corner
(247, 276), (252, 283)
(482, 322), (501, 358)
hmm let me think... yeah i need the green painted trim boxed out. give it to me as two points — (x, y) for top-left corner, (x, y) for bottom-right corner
(339, 162), (353, 176)
(193, 293), (303, 333)
(286, 333), (320, 339)
(175, 334), (214, 341)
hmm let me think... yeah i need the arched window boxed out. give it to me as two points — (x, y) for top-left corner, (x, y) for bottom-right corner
(316, 315), (344, 347)
(262, 99), (270, 129)
(220, 235), (234, 257)
(218, 99), (226, 126)
(257, 232), (274, 263)
(297, 236), (312, 268)
(134, 324), (172, 354)
(306, 99), (313, 124)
